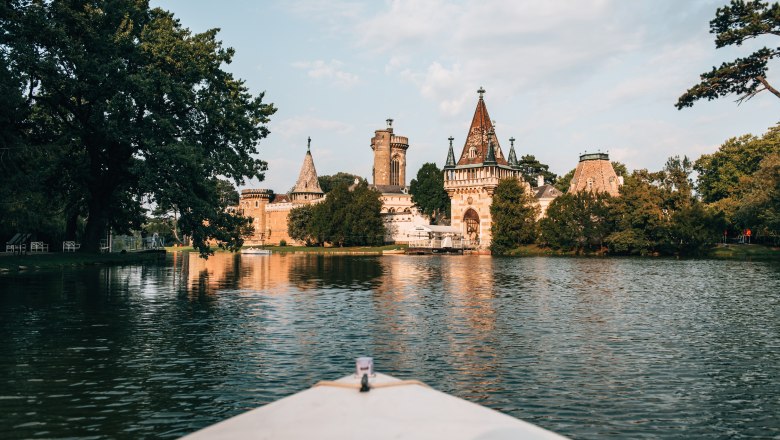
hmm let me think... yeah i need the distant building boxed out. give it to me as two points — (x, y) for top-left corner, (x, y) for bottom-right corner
(236, 138), (325, 246)
(568, 152), (622, 196)
(443, 87), (531, 249)
(368, 119), (428, 243)
(532, 175), (562, 219)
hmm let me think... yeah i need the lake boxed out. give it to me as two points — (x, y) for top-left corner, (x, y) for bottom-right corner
(1, 253), (778, 439)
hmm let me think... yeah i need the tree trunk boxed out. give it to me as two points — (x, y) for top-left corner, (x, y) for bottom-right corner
(82, 199), (107, 252)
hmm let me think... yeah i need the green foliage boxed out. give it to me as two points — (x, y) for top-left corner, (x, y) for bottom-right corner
(1, 1), (275, 255)
(287, 204), (317, 246)
(733, 152), (780, 242)
(297, 182), (385, 247)
(539, 191), (613, 253)
(318, 172), (365, 194)
(677, 0), (780, 108)
(517, 155), (557, 185)
(695, 130), (778, 203)
(555, 169), (575, 193)
(279, 239), (287, 247)
(490, 179), (539, 255)
(409, 162), (450, 222)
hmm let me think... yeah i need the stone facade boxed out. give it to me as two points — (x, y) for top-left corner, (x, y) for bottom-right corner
(569, 152), (622, 196)
(369, 120), (428, 243)
(235, 141), (325, 246)
(372, 119), (409, 187)
(443, 88), (530, 249)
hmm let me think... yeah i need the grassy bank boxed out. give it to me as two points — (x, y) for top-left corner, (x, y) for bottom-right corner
(0, 250), (167, 272)
(707, 244), (780, 260)
(165, 245), (407, 255)
(500, 243), (780, 259)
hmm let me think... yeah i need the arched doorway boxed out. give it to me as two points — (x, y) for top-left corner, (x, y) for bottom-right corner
(463, 209), (480, 244)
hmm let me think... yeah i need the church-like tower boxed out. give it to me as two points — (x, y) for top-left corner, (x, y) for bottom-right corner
(443, 87), (527, 249)
(371, 119), (409, 187)
(290, 137), (325, 203)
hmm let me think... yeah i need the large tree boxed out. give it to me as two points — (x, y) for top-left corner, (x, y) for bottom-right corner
(677, 0), (780, 108)
(539, 191), (613, 253)
(409, 162), (450, 223)
(517, 154), (557, 186)
(304, 182), (385, 247)
(318, 172), (365, 194)
(489, 179), (539, 255)
(2, 0), (275, 254)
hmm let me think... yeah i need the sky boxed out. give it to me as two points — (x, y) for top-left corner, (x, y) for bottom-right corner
(156, 0), (779, 192)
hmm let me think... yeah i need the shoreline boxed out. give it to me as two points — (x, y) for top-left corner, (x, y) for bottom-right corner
(2, 243), (777, 273)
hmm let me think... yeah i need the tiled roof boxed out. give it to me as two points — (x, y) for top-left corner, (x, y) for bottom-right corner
(533, 184), (562, 199)
(456, 95), (508, 166)
(568, 155), (620, 196)
(291, 150), (324, 195)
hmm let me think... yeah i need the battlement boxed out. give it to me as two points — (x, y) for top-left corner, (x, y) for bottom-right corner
(579, 152), (610, 162)
(240, 188), (273, 199)
(390, 135), (409, 148)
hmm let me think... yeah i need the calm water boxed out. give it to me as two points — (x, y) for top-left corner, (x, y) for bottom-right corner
(1, 253), (779, 439)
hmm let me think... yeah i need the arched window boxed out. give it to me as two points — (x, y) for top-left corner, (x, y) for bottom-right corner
(391, 156), (401, 186)
(468, 146), (477, 159)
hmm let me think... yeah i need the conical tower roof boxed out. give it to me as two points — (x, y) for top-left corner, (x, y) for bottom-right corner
(291, 137), (324, 196)
(444, 136), (456, 169)
(507, 137), (519, 169)
(457, 87), (507, 166)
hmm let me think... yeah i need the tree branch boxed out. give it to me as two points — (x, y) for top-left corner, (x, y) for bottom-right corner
(757, 76), (780, 100)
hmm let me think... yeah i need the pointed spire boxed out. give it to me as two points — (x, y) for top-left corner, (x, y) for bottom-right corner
(507, 136), (519, 168)
(291, 138), (324, 198)
(456, 87), (507, 166)
(484, 129), (497, 165)
(444, 136), (456, 169)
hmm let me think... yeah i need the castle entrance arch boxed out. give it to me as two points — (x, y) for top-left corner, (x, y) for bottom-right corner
(463, 209), (480, 245)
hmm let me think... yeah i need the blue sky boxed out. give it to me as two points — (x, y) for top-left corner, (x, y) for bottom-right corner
(156, 0), (779, 192)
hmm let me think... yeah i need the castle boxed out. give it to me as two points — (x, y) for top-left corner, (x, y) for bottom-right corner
(236, 138), (325, 246)
(235, 88), (622, 248)
(235, 122), (425, 246)
(443, 87), (532, 248)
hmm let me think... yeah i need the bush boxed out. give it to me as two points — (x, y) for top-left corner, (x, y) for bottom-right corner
(279, 239), (287, 247)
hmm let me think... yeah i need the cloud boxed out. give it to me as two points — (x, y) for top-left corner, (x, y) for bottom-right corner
(292, 59), (359, 87)
(272, 115), (354, 141)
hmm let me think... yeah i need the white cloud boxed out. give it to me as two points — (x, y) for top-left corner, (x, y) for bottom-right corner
(272, 116), (354, 141)
(292, 59), (359, 87)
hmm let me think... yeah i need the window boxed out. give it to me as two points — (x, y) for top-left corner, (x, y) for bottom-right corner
(391, 156), (401, 186)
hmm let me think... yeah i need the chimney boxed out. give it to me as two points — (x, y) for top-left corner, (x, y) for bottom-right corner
(618, 176), (624, 185)
(537, 175), (544, 188)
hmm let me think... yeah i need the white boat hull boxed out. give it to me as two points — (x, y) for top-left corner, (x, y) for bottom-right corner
(182, 373), (567, 439)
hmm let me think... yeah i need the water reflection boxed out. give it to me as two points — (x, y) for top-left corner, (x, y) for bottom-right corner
(0, 254), (779, 439)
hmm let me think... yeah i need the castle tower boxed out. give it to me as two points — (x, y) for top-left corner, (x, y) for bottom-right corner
(371, 118), (409, 187)
(443, 87), (527, 249)
(238, 188), (273, 245)
(290, 137), (325, 203)
(568, 152), (622, 196)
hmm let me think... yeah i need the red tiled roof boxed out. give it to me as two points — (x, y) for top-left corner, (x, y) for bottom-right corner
(456, 96), (508, 166)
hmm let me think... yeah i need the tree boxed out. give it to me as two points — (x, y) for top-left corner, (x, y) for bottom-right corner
(517, 155), (557, 185)
(677, 0), (780, 108)
(287, 204), (318, 246)
(538, 191), (613, 253)
(733, 152), (780, 242)
(606, 170), (668, 255)
(489, 179), (539, 255)
(318, 172), (365, 194)
(409, 162), (450, 223)
(694, 125), (780, 226)
(2, 1), (275, 255)
(555, 169), (575, 193)
(304, 182), (385, 247)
